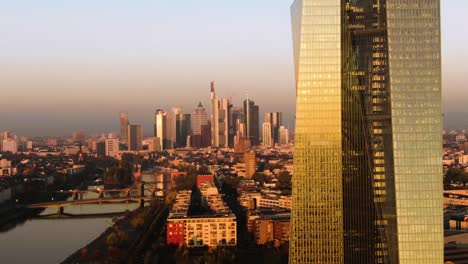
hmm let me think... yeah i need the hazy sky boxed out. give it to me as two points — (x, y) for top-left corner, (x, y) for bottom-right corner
(0, 0), (465, 136)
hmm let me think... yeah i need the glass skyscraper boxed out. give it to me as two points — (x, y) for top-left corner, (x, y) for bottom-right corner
(290, 0), (442, 263)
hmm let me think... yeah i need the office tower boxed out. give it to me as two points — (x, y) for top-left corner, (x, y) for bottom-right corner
(175, 113), (191, 148)
(265, 112), (283, 144)
(88, 140), (97, 153)
(210, 81), (232, 148)
(72, 131), (87, 144)
(1, 131), (12, 140)
(201, 121), (212, 148)
(119, 112), (129, 141)
(154, 109), (166, 149)
(210, 81), (220, 147)
(165, 112), (175, 149)
(243, 98), (260, 146)
(170, 107), (183, 148)
(148, 137), (162, 152)
(219, 98), (231, 148)
(230, 107), (245, 147)
(244, 151), (256, 179)
(234, 136), (246, 154)
(192, 102), (209, 148)
(237, 123), (247, 147)
(127, 124), (142, 151)
(262, 122), (273, 147)
(105, 137), (119, 158)
(96, 141), (106, 157)
(1, 139), (18, 154)
(278, 126), (289, 146)
(290, 0), (442, 263)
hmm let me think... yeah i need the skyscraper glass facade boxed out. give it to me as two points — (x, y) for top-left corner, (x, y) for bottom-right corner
(290, 0), (442, 263)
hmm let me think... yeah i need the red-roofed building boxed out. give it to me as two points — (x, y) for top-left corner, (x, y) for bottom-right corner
(197, 175), (214, 187)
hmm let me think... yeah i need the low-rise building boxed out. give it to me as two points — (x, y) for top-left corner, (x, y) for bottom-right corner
(167, 189), (237, 248)
(0, 159), (15, 176)
(254, 219), (291, 245)
(239, 191), (292, 210)
(63, 165), (86, 175)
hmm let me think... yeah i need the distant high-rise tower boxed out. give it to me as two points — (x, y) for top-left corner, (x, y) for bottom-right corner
(119, 112), (129, 142)
(210, 81), (220, 147)
(175, 113), (191, 148)
(210, 82), (230, 148)
(105, 137), (119, 158)
(264, 112), (282, 144)
(127, 124), (142, 151)
(290, 0), (443, 263)
(72, 131), (87, 145)
(165, 112), (174, 149)
(278, 126), (289, 146)
(244, 151), (256, 179)
(230, 107), (245, 147)
(1, 139), (18, 154)
(148, 137), (162, 152)
(262, 122), (273, 147)
(243, 98), (260, 146)
(219, 98), (231, 148)
(154, 109), (166, 149)
(172, 107), (182, 143)
(192, 102), (210, 148)
(1, 131), (12, 140)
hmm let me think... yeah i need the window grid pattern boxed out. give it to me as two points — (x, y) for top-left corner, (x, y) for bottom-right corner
(290, 0), (344, 263)
(386, 0), (443, 263)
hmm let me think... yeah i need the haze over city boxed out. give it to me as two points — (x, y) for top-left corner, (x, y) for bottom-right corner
(2, 0), (468, 263)
(0, 0), (466, 136)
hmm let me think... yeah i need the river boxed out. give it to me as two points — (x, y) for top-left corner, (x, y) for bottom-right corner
(0, 172), (161, 263)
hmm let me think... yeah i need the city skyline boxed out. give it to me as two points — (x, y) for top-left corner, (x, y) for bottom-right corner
(0, 1), (466, 263)
(0, 0), (466, 136)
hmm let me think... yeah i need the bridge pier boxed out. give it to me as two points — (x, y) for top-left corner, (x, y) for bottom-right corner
(57, 206), (64, 215)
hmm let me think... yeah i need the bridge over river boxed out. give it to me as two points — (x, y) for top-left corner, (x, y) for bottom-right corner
(26, 181), (162, 216)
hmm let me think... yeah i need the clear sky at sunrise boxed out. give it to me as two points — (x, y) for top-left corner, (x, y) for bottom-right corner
(0, 0), (465, 136)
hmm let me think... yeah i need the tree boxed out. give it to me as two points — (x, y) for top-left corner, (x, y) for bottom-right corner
(277, 171), (292, 189)
(222, 176), (240, 197)
(461, 172), (468, 186)
(252, 172), (267, 186)
(174, 174), (197, 190)
(445, 167), (463, 185)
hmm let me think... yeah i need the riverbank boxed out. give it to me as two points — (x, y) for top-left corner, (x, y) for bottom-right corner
(62, 200), (168, 264)
(0, 189), (70, 231)
(0, 203), (41, 231)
